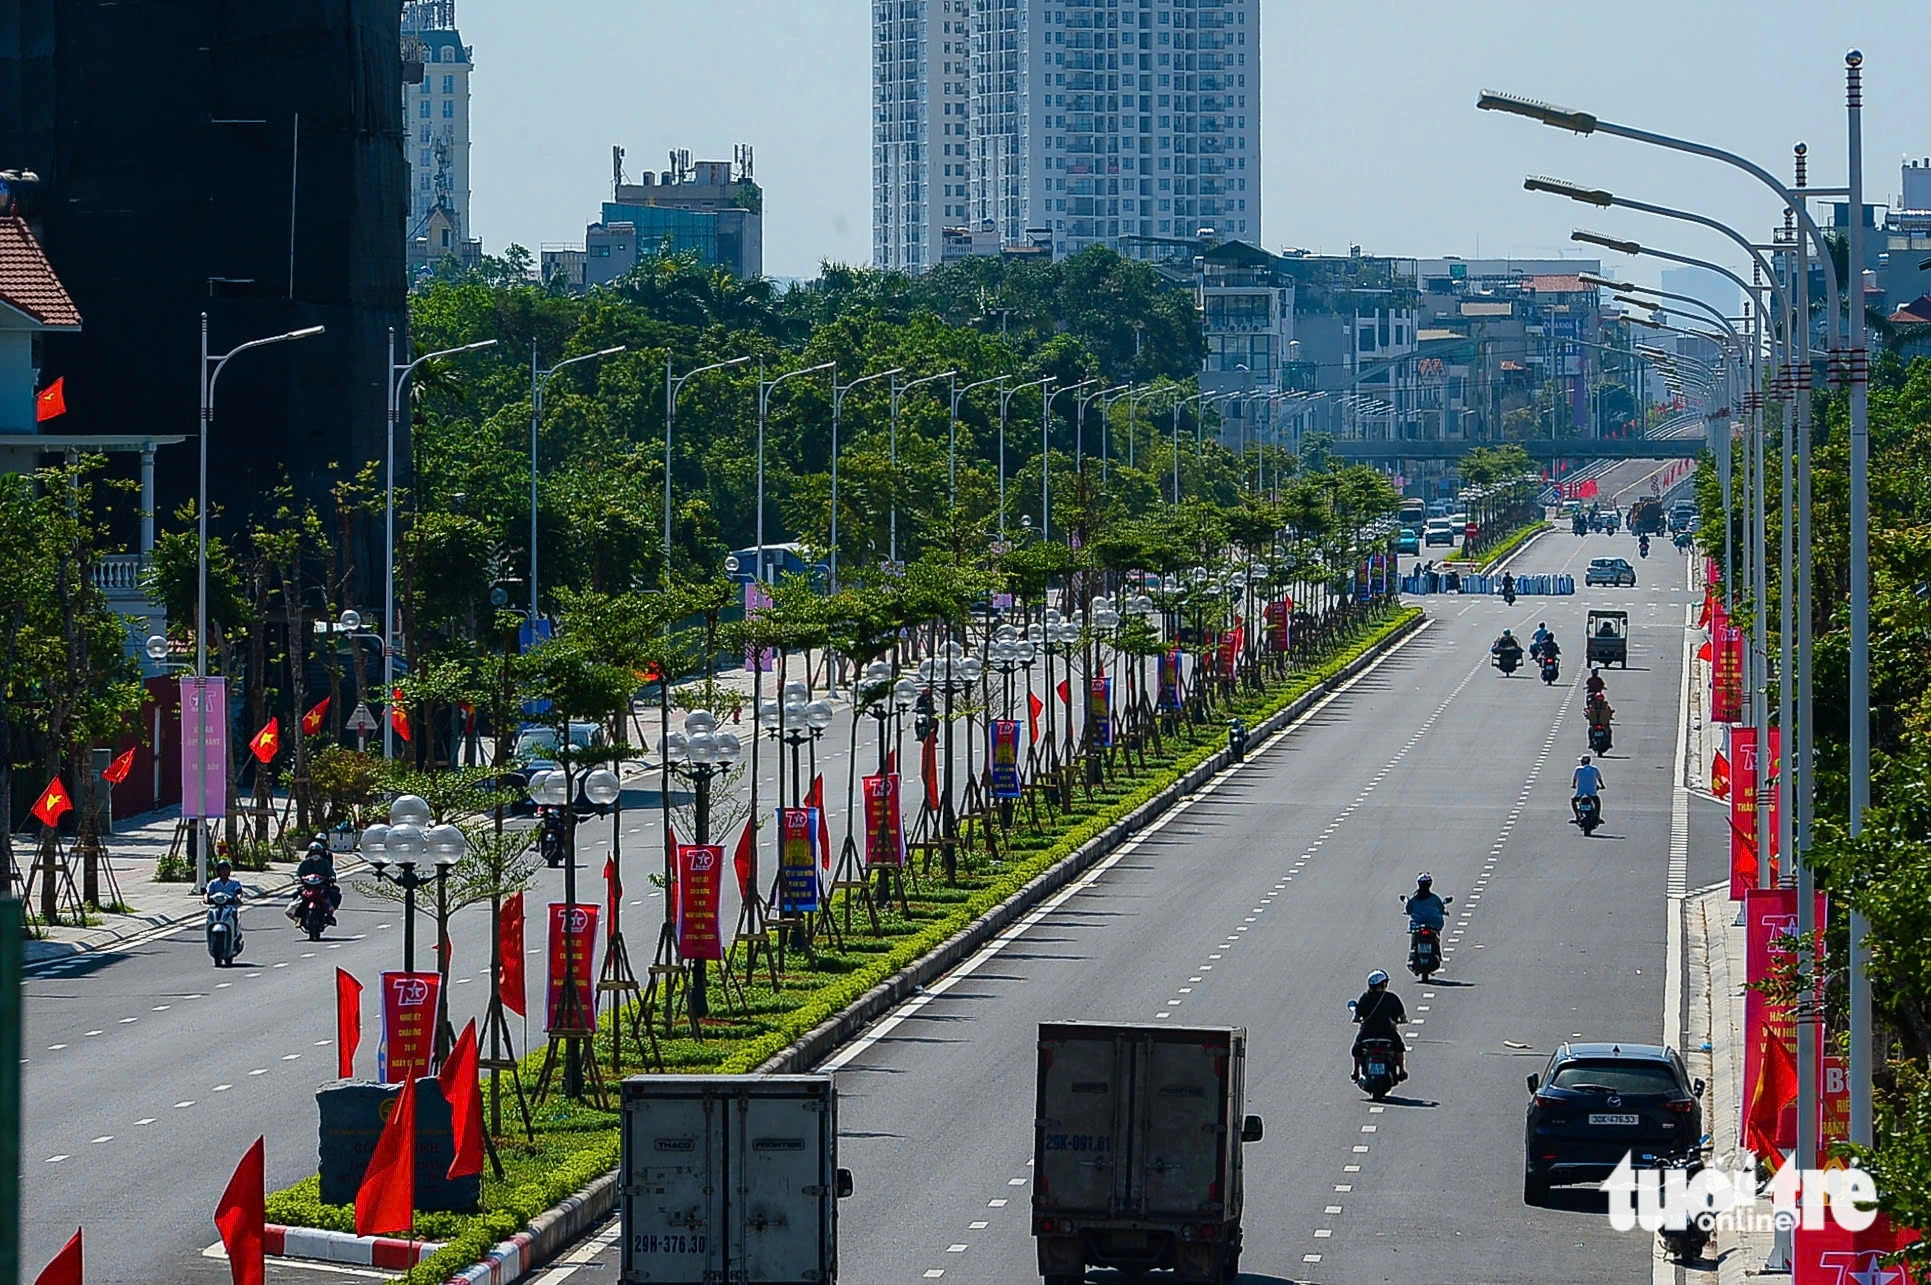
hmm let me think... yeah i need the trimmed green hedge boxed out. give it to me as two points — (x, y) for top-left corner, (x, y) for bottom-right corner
(275, 605), (1422, 1284)
(1466, 520), (1552, 572)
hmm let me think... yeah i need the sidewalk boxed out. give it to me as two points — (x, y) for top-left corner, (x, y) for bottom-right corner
(14, 803), (303, 967)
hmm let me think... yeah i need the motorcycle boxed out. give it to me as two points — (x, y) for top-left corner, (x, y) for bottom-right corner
(1401, 895), (1453, 981)
(539, 809), (568, 868)
(295, 873), (332, 941)
(1589, 721), (1613, 754)
(1539, 652), (1561, 686)
(206, 890), (244, 967)
(1639, 535), (1651, 558)
(1503, 587), (1517, 606)
(1574, 794), (1603, 836)
(1351, 1028), (1402, 1101)
(1652, 1150), (1714, 1264)
(1493, 645), (1523, 676)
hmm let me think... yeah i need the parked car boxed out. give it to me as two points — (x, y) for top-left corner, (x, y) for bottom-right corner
(1524, 1041), (1703, 1202)
(1424, 518), (1457, 547)
(1585, 557), (1637, 587)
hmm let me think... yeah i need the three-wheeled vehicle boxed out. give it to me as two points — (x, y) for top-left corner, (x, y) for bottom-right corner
(1586, 609), (1629, 668)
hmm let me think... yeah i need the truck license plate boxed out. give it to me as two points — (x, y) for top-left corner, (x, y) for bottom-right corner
(1108, 1232), (1147, 1250)
(1589, 1113), (1639, 1126)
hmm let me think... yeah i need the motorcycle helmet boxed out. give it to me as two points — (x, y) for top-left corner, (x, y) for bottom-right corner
(1579, 755), (1592, 765)
(1416, 873), (1433, 887)
(1501, 628), (1514, 638)
(1366, 969), (1390, 987)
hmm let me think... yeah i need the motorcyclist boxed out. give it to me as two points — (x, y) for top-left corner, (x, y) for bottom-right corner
(1404, 874), (1447, 933)
(1351, 970), (1409, 1082)
(1491, 628), (1523, 661)
(1501, 572), (1517, 602)
(1586, 691), (1615, 727)
(1585, 667), (1607, 700)
(1531, 622), (1551, 655)
(1537, 632), (1561, 664)
(206, 860), (244, 902)
(1572, 754), (1606, 822)
(292, 836), (341, 923)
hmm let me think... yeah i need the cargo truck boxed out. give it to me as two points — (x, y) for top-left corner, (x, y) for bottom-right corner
(1628, 496), (1667, 536)
(620, 1074), (853, 1284)
(1032, 1022), (1263, 1284)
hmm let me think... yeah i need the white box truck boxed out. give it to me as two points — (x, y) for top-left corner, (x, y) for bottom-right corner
(1032, 1022), (1262, 1284)
(620, 1074), (853, 1284)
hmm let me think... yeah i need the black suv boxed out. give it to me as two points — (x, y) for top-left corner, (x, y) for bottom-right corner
(1523, 1041), (1704, 1202)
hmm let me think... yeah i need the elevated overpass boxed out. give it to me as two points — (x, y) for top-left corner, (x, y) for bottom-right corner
(1328, 436), (1704, 462)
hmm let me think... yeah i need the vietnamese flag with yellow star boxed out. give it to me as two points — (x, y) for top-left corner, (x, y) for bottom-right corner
(300, 697), (330, 737)
(248, 717), (280, 764)
(30, 777), (72, 827)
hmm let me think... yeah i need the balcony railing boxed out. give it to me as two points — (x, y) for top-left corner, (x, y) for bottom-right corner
(93, 553), (150, 595)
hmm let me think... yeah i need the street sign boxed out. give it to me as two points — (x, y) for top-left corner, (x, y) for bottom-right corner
(345, 702), (380, 732)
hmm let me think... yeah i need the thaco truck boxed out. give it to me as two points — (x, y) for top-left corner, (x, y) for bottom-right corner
(1032, 1022), (1263, 1284)
(620, 1074), (853, 1284)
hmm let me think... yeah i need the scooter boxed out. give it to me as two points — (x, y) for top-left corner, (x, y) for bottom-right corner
(1401, 895), (1453, 981)
(295, 873), (332, 941)
(1503, 587), (1517, 606)
(1351, 1029), (1402, 1102)
(1574, 794), (1603, 836)
(1589, 721), (1613, 754)
(206, 890), (244, 967)
(1540, 652), (1561, 686)
(1653, 1149), (1714, 1264)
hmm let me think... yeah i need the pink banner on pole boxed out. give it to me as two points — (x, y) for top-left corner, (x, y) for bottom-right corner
(180, 676), (228, 819)
(744, 582), (776, 672)
(1742, 887), (1825, 1155)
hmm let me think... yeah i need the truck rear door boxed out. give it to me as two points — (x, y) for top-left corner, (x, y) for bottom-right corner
(1035, 1027), (1127, 1217)
(1134, 1034), (1232, 1219)
(622, 1091), (724, 1282)
(734, 1085), (834, 1282)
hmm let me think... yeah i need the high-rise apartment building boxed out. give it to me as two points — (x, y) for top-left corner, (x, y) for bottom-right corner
(874, 0), (1259, 272)
(402, 0), (475, 267)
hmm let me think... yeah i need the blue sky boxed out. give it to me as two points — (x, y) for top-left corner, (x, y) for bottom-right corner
(462, 0), (1931, 290)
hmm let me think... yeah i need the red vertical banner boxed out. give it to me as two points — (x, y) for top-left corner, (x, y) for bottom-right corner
(377, 970), (441, 1083)
(777, 808), (820, 913)
(674, 844), (724, 961)
(335, 968), (363, 1079)
(1742, 888), (1825, 1155)
(989, 721), (1022, 798)
(544, 902), (599, 1032)
(863, 773), (905, 868)
(1711, 617), (1743, 724)
(1263, 599), (1292, 653)
(499, 892), (526, 1017)
(1729, 728), (1783, 898)
(1818, 1054), (1850, 1169)
(1793, 1216), (1922, 1284)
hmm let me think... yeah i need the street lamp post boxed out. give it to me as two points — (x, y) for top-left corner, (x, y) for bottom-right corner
(830, 366), (906, 590)
(1044, 379), (1098, 540)
(664, 355), (752, 568)
(386, 330), (497, 758)
(888, 370), (957, 565)
(998, 377), (1053, 541)
(360, 795), (464, 1064)
(194, 314), (325, 889)
(756, 362), (836, 583)
(914, 643), (980, 879)
(949, 375), (1006, 515)
(530, 343), (626, 619)
(662, 714), (743, 1020)
(1077, 383), (1130, 477)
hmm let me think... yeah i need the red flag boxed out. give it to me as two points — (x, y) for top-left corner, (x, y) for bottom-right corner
(437, 1019), (485, 1180)
(1745, 1032), (1799, 1171)
(32, 1228), (82, 1285)
(808, 775), (830, 869)
(101, 747), (136, 785)
(30, 777), (71, 827)
(602, 855), (621, 923)
(301, 697), (331, 737)
(389, 689), (412, 743)
(1711, 751), (1731, 800)
(921, 732), (939, 811)
(335, 968), (363, 1079)
(1696, 639), (1712, 663)
(248, 717), (280, 764)
(732, 818), (754, 898)
(214, 1137), (265, 1285)
(1056, 678), (1070, 705)
(35, 376), (66, 422)
(885, 749), (897, 776)
(499, 892), (526, 1017)
(1578, 478), (1600, 499)
(667, 824), (681, 920)
(355, 1073), (416, 1236)
(1028, 691), (1044, 744)
(1696, 593), (1713, 629)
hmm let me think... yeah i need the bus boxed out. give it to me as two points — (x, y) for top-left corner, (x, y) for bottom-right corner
(1398, 498), (1426, 532)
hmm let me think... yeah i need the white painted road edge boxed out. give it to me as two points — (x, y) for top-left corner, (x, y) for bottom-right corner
(1655, 551), (1697, 1285)
(818, 616), (1438, 1074)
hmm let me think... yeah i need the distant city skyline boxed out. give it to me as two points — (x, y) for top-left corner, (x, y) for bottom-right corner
(459, 0), (1931, 292)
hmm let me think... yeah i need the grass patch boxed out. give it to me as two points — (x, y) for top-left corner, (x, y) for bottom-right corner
(272, 605), (1422, 1284)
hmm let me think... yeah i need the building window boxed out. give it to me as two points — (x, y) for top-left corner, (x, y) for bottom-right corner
(442, 74), (455, 93)
(442, 100), (454, 118)
(419, 100), (431, 118)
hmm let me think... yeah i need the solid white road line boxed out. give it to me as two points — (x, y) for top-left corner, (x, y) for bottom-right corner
(1657, 552), (1696, 1285)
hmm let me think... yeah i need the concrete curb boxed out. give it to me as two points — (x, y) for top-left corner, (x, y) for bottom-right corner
(261, 1223), (445, 1267)
(755, 608), (1430, 1075)
(444, 1172), (620, 1285)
